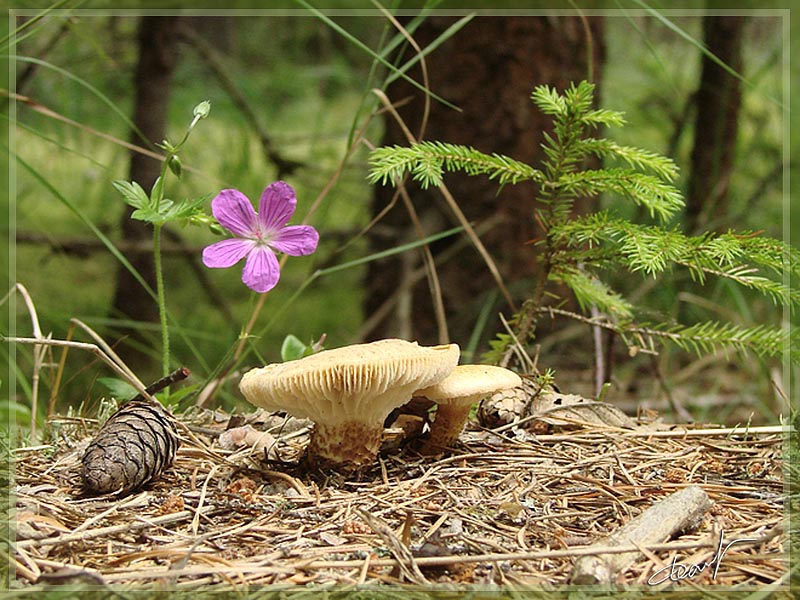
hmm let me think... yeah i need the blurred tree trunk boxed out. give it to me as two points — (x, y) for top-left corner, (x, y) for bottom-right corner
(363, 16), (604, 352)
(686, 15), (744, 233)
(111, 16), (181, 363)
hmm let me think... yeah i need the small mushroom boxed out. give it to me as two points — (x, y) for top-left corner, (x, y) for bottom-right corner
(239, 339), (460, 469)
(416, 364), (522, 454)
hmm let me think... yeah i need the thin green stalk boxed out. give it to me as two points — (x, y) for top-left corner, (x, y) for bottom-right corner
(146, 104), (208, 379)
(153, 224), (169, 377)
(505, 131), (573, 356)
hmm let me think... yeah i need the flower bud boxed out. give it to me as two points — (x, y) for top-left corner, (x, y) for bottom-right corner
(168, 155), (183, 178)
(193, 101), (211, 120)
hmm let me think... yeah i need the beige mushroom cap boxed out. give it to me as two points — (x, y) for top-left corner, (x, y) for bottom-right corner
(239, 339), (460, 467)
(416, 364), (522, 405)
(417, 364), (522, 453)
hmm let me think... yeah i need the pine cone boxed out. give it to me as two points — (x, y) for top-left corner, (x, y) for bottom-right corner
(477, 374), (544, 428)
(81, 399), (179, 496)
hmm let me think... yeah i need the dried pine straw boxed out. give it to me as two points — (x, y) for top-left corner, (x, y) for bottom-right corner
(11, 408), (790, 593)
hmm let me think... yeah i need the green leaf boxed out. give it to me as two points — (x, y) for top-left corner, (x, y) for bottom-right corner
(159, 383), (199, 409)
(131, 203), (170, 225)
(281, 334), (310, 362)
(113, 180), (150, 210)
(150, 176), (165, 205)
(481, 332), (516, 365)
(162, 195), (212, 226)
(130, 208), (148, 221)
(0, 400), (32, 426)
(128, 195), (210, 227)
(97, 377), (139, 401)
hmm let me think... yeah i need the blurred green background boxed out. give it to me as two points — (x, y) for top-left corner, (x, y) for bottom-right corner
(2, 2), (794, 436)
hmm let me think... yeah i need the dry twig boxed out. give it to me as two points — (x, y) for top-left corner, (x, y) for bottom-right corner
(11, 404), (788, 590)
(570, 485), (712, 584)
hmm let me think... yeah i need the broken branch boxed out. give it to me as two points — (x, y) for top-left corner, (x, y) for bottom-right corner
(570, 484), (712, 584)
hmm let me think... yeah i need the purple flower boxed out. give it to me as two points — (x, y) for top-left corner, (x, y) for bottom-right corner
(202, 181), (319, 293)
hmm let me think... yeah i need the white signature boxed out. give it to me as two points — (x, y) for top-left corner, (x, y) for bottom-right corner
(648, 530), (756, 585)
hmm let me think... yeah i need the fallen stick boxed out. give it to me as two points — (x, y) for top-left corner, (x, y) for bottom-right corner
(570, 484), (712, 585)
(14, 506), (218, 550)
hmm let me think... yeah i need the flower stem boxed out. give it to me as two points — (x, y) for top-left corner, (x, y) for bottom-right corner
(232, 254), (289, 361)
(234, 292), (267, 360)
(153, 224), (170, 378)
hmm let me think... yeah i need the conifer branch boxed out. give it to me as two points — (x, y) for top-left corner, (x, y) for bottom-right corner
(550, 267), (634, 319)
(367, 141), (544, 189)
(633, 321), (792, 361)
(530, 81), (626, 128)
(529, 84), (568, 115)
(575, 139), (679, 181)
(550, 214), (797, 310)
(367, 80), (797, 370)
(556, 169), (684, 221)
(501, 306), (792, 362)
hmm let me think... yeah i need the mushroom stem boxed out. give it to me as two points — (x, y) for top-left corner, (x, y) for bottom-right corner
(307, 420), (384, 468)
(420, 401), (475, 454)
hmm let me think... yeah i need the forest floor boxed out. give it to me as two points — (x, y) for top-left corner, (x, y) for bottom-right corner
(10, 398), (791, 595)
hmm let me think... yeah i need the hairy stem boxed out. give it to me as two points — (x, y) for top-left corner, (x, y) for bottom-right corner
(153, 224), (170, 377)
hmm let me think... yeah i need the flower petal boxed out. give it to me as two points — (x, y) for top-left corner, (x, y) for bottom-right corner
(211, 189), (258, 237)
(257, 181), (297, 231)
(242, 246), (280, 293)
(271, 225), (320, 256)
(202, 238), (254, 268)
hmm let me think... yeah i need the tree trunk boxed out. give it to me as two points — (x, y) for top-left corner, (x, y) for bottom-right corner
(364, 16), (605, 352)
(111, 16), (181, 364)
(686, 16), (744, 233)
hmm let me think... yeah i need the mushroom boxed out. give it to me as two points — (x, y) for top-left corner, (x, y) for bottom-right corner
(239, 339), (460, 469)
(416, 364), (522, 454)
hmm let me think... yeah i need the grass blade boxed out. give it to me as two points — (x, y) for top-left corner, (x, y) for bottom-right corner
(297, 1), (458, 111)
(11, 55), (150, 142)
